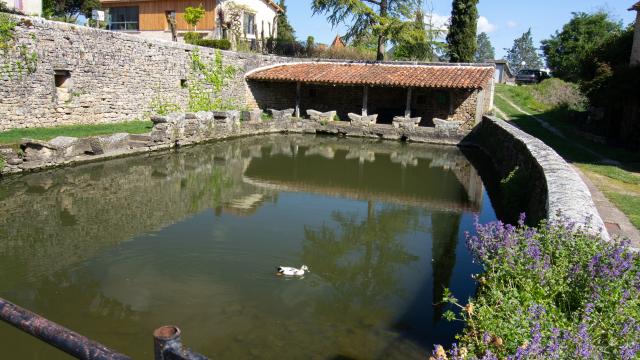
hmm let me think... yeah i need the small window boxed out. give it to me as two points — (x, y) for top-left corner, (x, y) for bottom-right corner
(109, 6), (139, 31)
(54, 70), (71, 88)
(180, 79), (187, 88)
(244, 13), (255, 35)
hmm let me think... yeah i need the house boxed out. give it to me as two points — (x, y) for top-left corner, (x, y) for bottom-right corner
(0, 0), (42, 16)
(330, 35), (346, 49)
(486, 60), (514, 84)
(100, 0), (281, 43)
(630, 1), (640, 66)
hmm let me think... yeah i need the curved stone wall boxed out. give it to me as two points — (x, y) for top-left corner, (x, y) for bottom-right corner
(465, 116), (608, 239)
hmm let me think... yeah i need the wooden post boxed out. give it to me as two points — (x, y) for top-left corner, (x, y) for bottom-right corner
(362, 86), (368, 116)
(295, 82), (301, 118)
(404, 87), (412, 118)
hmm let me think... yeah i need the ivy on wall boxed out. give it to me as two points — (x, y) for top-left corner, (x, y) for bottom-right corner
(0, 14), (38, 79)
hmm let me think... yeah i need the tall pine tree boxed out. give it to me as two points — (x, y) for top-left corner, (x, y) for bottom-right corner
(507, 29), (543, 72)
(475, 32), (495, 62)
(446, 0), (478, 62)
(277, 0), (295, 43)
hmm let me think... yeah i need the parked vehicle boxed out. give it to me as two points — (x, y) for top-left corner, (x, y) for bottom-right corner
(515, 69), (550, 85)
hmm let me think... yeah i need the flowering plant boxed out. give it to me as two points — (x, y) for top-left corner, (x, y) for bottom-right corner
(435, 214), (640, 360)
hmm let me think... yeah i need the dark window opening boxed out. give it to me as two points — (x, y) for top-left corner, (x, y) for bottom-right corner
(54, 70), (71, 88)
(108, 6), (139, 31)
(244, 13), (256, 35)
(180, 79), (188, 88)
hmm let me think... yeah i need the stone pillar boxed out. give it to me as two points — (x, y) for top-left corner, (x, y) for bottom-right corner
(404, 87), (412, 118)
(630, 3), (640, 66)
(362, 86), (368, 116)
(295, 82), (301, 118)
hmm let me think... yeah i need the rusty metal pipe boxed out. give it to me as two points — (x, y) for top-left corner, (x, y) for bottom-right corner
(153, 325), (208, 360)
(0, 297), (131, 360)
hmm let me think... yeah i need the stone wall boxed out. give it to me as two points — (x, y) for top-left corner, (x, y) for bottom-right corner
(0, 15), (301, 131)
(465, 116), (608, 239)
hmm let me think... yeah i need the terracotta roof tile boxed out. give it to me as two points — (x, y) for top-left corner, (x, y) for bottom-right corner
(246, 63), (495, 89)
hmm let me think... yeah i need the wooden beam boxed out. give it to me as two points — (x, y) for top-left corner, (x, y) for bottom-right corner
(404, 87), (412, 118)
(362, 86), (368, 116)
(295, 82), (301, 118)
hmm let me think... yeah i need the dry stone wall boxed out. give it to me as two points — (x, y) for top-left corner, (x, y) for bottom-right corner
(0, 15), (300, 131)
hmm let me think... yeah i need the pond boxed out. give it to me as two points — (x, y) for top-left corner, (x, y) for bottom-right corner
(0, 134), (497, 359)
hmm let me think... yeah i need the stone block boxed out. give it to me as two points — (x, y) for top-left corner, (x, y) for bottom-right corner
(347, 113), (378, 126)
(433, 118), (463, 130)
(20, 139), (57, 162)
(242, 109), (262, 123)
(307, 109), (337, 123)
(89, 133), (130, 155)
(269, 109), (294, 122)
(392, 116), (421, 129)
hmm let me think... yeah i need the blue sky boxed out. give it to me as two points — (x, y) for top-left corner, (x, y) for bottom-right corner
(286, 0), (636, 59)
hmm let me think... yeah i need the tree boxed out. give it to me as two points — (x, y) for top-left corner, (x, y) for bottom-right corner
(541, 11), (622, 82)
(184, 4), (205, 32)
(311, 0), (415, 61)
(392, 7), (431, 60)
(475, 32), (495, 62)
(506, 28), (543, 73)
(446, 0), (478, 62)
(306, 36), (315, 56)
(277, 0), (296, 43)
(42, 0), (100, 22)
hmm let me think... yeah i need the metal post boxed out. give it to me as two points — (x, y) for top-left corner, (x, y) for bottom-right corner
(153, 325), (209, 360)
(362, 86), (368, 116)
(404, 87), (412, 118)
(0, 297), (131, 360)
(295, 82), (301, 118)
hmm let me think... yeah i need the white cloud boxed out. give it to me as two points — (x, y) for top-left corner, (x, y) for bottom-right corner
(426, 13), (450, 31)
(477, 16), (497, 33)
(506, 20), (518, 29)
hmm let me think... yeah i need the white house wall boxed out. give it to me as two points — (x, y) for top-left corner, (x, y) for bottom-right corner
(217, 0), (278, 40)
(1, 0), (42, 16)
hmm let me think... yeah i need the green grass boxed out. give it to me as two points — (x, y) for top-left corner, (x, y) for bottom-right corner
(0, 120), (153, 144)
(606, 192), (640, 229)
(579, 164), (640, 185)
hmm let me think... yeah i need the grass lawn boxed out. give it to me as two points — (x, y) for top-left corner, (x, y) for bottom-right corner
(494, 84), (640, 231)
(0, 121), (153, 145)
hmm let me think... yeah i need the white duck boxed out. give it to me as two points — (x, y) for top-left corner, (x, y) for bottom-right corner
(276, 265), (309, 277)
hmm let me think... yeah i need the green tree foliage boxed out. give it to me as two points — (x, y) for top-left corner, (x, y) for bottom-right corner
(506, 28), (542, 73)
(446, 0), (478, 62)
(475, 32), (495, 62)
(277, 0), (296, 42)
(392, 7), (431, 61)
(541, 12), (623, 82)
(42, 0), (100, 22)
(311, 0), (415, 61)
(184, 4), (205, 31)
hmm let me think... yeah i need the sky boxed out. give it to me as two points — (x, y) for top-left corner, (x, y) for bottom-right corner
(285, 0), (637, 59)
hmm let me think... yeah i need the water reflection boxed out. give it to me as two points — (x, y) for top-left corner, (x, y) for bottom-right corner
(0, 134), (492, 359)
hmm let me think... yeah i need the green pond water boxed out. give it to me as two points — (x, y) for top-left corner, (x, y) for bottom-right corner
(0, 134), (496, 359)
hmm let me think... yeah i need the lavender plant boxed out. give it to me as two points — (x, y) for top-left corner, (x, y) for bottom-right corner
(434, 214), (640, 360)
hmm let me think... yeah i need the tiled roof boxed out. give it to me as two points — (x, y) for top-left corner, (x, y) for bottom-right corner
(246, 63), (495, 89)
(630, 1), (640, 10)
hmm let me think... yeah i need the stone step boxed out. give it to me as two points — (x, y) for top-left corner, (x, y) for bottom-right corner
(128, 134), (152, 142)
(128, 140), (149, 148)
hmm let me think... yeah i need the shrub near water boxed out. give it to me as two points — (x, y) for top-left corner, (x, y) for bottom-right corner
(435, 214), (640, 360)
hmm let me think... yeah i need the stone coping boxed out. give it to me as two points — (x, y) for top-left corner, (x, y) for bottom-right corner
(466, 116), (608, 240)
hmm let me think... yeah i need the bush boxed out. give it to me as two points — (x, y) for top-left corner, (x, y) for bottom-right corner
(183, 31), (203, 45)
(533, 78), (587, 111)
(188, 38), (231, 50)
(437, 215), (640, 360)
